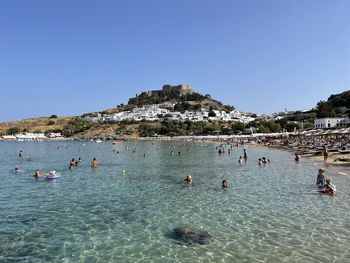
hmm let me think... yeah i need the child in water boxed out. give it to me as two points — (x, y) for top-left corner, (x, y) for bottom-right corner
(316, 169), (325, 188)
(323, 178), (336, 196)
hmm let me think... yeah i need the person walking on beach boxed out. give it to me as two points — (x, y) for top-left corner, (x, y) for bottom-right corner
(91, 158), (99, 168)
(322, 146), (328, 162)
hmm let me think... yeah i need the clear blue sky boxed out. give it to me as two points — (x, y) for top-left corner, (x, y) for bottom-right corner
(1, 0), (349, 122)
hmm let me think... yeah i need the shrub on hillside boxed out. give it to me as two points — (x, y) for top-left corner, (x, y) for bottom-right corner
(62, 118), (93, 137)
(6, 127), (22, 135)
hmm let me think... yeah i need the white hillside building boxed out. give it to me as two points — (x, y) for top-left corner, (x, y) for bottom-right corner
(315, 118), (350, 129)
(82, 104), (255, 124)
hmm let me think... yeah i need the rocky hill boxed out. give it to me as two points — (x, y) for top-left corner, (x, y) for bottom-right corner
(0, 84), (237, 139)
(0, 116), (72, 136)
(83, 84), (235, 117)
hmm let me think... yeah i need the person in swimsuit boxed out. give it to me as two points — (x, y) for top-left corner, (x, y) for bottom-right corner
(91, 158), (99, 168)
(322, 146), (328, 162)
(69, 158), (75, 170)
(243, 149), (247, 160)
(184, 175), (193, 184)
(316, 169), (325, 188)
(323, 178), (336, 195)
(33, 170), (43, 179)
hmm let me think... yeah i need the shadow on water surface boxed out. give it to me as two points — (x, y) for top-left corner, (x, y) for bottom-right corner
(166, 227), (211, 245)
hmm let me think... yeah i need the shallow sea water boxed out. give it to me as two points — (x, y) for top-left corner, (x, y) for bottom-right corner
(1, 141), (350, 263)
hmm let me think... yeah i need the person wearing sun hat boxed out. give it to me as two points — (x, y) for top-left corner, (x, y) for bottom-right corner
(316, 168), (326, 188)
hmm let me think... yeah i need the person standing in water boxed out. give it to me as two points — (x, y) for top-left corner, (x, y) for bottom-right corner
(243, 149), (247, 160)
(91, 158), (99, 168)
(19, 150), (23, 157)
(316, 169), (325, 188)
(322, 146), (328, 162)
(295, 153), (301, 162)
(69, 158), (75, 170)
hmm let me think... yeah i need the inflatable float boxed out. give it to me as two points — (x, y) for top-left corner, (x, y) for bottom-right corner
(44, 174), (61, 180)
(44, 171), (61, 180)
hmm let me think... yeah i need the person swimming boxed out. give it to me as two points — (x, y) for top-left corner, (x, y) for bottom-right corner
(15, 167), (25, 173)
(222, 180), (228, 189)
(33, 170), (42, 179)
(47, 170), (57, 177)
(69, 158), (75, 170)
(91, 158), (99, 168)
(184, 175), (193, 184)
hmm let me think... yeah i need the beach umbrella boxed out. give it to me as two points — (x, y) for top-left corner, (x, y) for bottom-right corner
(331, 129), (341, 134)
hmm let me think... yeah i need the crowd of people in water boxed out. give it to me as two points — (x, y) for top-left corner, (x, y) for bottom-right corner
(14, 141), (337, 195)
(15, 148), (100, 179)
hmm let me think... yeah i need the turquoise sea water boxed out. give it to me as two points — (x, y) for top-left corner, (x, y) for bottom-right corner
(1, 141), (350, 263)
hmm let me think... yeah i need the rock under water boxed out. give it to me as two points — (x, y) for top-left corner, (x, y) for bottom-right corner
(167, 227), (211, 245)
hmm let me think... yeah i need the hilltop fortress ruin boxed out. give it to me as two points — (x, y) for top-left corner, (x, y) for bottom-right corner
(128, 84), (194, 104)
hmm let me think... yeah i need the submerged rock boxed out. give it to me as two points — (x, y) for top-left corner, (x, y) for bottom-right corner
(167, 227), (211, 245)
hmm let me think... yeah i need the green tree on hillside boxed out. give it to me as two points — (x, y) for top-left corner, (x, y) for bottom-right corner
(62, 118), (93, 137)
(316, 101), (335, 118)
(6, 127), (21, 135)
